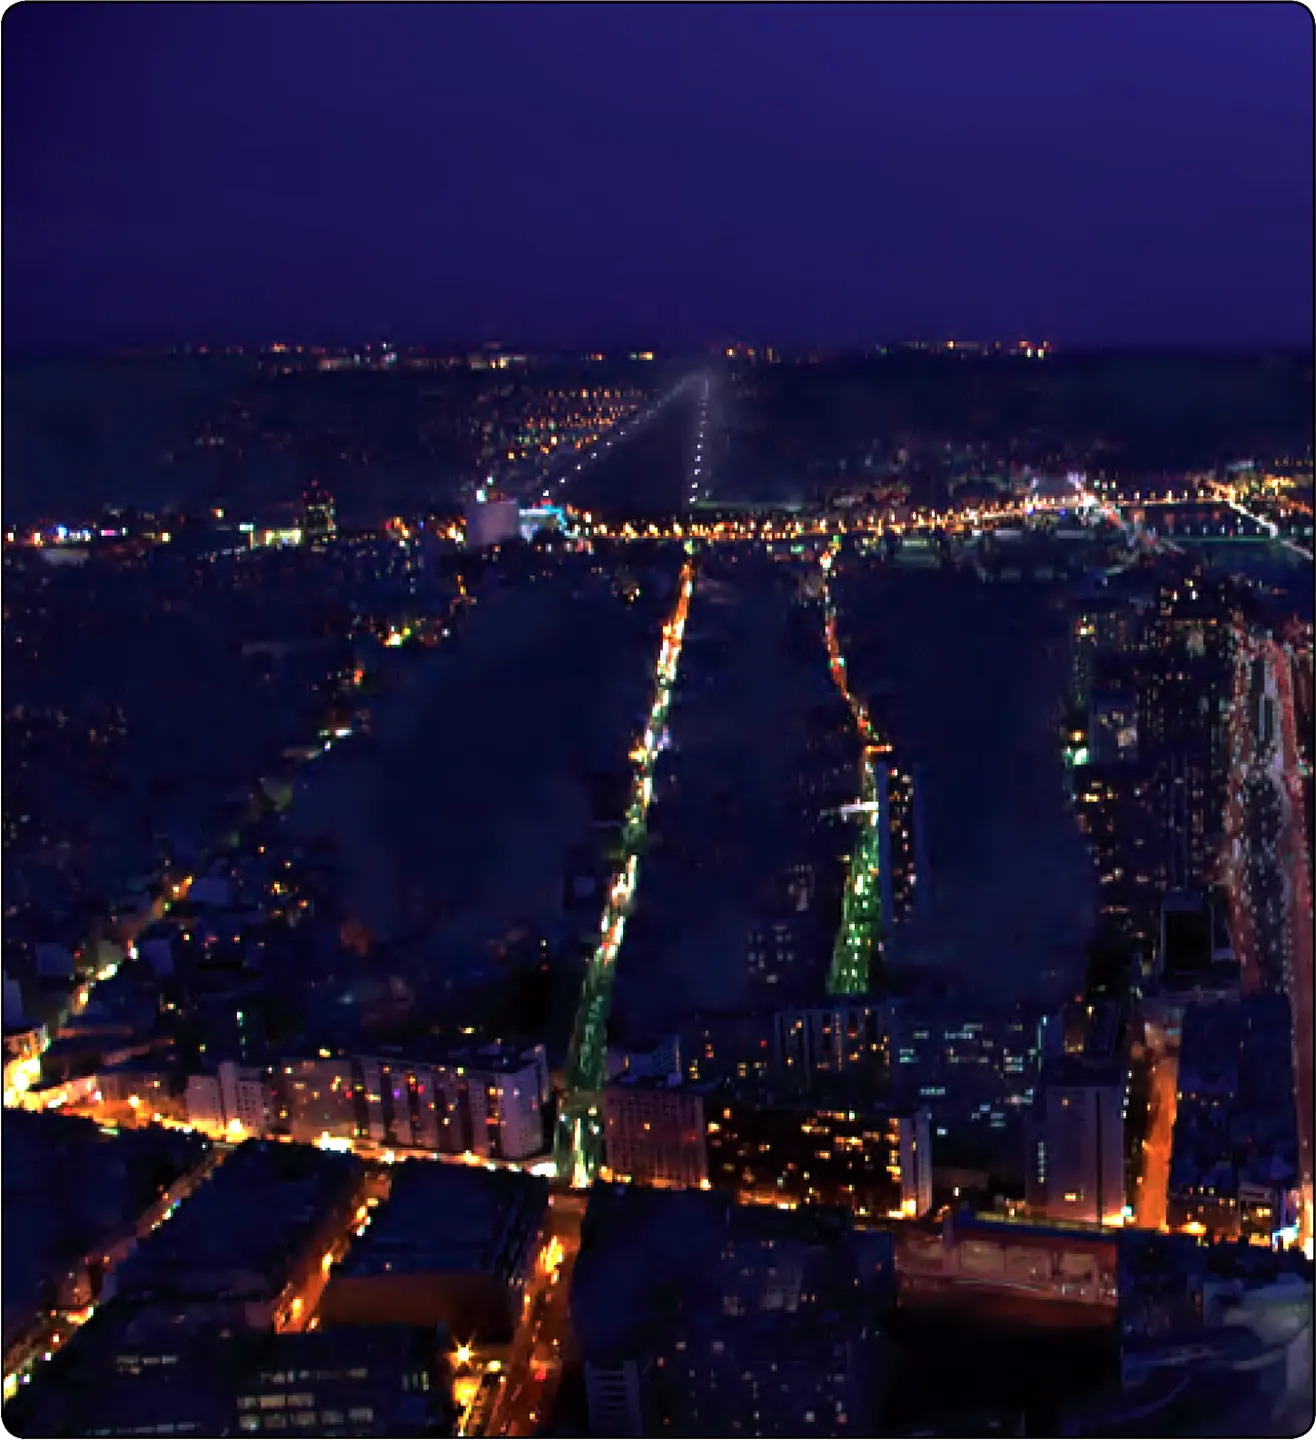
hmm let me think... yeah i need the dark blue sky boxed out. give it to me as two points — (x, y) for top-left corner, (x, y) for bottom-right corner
(4, 2), (1312, 350)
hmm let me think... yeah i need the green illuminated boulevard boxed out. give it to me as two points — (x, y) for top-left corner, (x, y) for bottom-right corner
(554, 538), (878, 1186)
(821, 541), (886, 994)
(555, 532), (898, 1185)
(555, 554), (696, 1186)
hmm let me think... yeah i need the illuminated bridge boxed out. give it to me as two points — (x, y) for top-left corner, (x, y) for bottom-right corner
(1139, 498), (1313, 559)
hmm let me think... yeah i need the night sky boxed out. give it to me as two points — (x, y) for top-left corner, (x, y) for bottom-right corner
(4, 2), (1312, 351)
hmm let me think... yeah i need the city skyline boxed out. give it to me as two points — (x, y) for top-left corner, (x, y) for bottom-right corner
(2, 4), (1313, 1433)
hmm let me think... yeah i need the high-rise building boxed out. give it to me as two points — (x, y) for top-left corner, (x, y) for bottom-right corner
(1069, 598), (1148, 712)
(301, 478), (337, 545)
(1134, 583), (1233, 895)
(1088, 691), (1139, 765)
(1161, 751), (1214, 892)
(1157, 892), (1215, 988)
(1025, 1057), (1126, 1227)
(877, 761), (926, 927)
(771, 1001), (889, 1088)
(890, 1000), (1045, 1153)
(745, 910), (828, 996)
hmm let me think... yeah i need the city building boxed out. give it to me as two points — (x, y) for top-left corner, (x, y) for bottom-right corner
(1069, 598), (1149, 713)
(1072, 764), (1165, 959)
(463, 490), (520, 549)
(356, 1043), (547, 1159)
(707, 1096), (933, 1219)
(877, 760), (927, 926)
(220, 1060), (272, 1134)
(275, 1039), (550, 1159)
(518, 503), (566, 543)
(3, 1111), (212, 1391)
(896, 1210), (1121, 1317)
(278, 1055), (357, 1143)
(3, 973), (27, 1028)
(571, 1185), (888, 1438)
(604, 1032), (682, 1083)
(318, 1162), (549, 1344)
(104, 1139), (365, 1332)
(96, 1053), (183, 1121)
(681, 1008), (777, 1088)
(187, 1060), (271, 1134)
(1167, 995), (1299, 1241)
(1158, 889), (1236, 993)
(746, 911), (828, 995)
(9, 1307), (457, 1438)
(185, 1071), (226, 1129)
(301, 479), (337, 545)
(1159, 750), (1216, 893)
(1025, 1057), (1126, 1227)
(602, 1073), (713, 1188)
(1088, 690), (1139, 765)
(665, 1302), (882, 1438)
(230, 1323), (457, 1437)
(889, 1000), (1045, 1178)
(771, 1001), (889, 1089)
(1136, 581), (1234, 894)
(584, 1354), (653, 1437)
(7, 1300), (248, 1437)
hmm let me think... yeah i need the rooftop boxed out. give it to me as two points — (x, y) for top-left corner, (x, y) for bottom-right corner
(606, 1071), (715, 1094)
(952, 1209), (1122, 1251)
(8, 1298), (452, 1439)
(111, 1138), (360, 1305)
(335, 1160), (548, 1281)
(284, 1036), (545, 1077)
(3, 1110), (209, 1344)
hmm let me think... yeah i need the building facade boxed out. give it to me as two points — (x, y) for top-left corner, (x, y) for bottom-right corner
(602, 1075), (712, 1188)
(275, 1041), (549, 1160)
(707, 1098), (932, 1220)
(1025, 1059), (1126, 1227)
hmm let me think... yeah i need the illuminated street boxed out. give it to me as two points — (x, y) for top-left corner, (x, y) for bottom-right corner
(555, 558), (696, 1186)
(820, 541), (886, 993)
(1133, 1038), (1179, 1233)
(483, 1195), (584, 1437)
(1270, 639), (1315, 1256)
(1220, 627), (1314, 1255)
